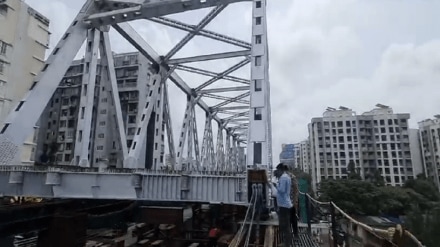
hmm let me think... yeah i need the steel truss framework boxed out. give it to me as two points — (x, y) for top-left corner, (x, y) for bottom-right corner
(0, 0), (272, 203)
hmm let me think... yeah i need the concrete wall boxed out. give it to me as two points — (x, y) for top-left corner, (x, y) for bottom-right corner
(0, 0), (50, 164)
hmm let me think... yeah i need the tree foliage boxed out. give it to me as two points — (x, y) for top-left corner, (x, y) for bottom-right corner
(318, 176), (440, 244)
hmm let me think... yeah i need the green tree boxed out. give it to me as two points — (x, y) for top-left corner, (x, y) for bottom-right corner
(319, 179), (382, 214)
(406, 207), (440, 246)
(403, 176), (440, 202)
(319, 175), (440, 245)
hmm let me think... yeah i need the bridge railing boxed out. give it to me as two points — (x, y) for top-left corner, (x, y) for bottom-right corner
(301, 193), (424, 247)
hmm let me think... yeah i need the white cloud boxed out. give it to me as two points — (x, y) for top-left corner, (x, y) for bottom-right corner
(25, 0), (440, 165)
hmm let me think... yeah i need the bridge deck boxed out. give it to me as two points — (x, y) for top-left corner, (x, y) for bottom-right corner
(240, 218), (322, 247)
(0, 166), (247, 203)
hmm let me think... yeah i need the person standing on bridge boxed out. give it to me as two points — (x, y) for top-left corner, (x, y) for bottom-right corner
(287, 166), (300, 239)
(274, 163), (293, 247)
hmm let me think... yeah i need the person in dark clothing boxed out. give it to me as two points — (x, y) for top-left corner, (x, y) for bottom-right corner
(273, 163), (293, 247)
(291, 204), (299, 238)
(286, 167), (300, 239)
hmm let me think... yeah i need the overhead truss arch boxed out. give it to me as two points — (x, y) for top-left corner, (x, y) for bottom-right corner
(0, 0), (272, 202)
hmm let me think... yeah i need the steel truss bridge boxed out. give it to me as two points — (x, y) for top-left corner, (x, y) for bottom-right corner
(0, 0), (272, 204)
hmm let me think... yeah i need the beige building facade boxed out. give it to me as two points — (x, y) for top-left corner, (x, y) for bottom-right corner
(309, 105), (422, 191)
(0, 0), (50, 164)
(419, 117), (440, 192)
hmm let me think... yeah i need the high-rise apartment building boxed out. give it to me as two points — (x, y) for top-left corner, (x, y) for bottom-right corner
(279, 144), (295, 168)
(279, 141), (311, 172)
(0, 0), (50, 164)
(418, 117), (440, 191)
(36, 52), (153, 168)
(298, 140), (311, 173)
(309, 105), (421, 191)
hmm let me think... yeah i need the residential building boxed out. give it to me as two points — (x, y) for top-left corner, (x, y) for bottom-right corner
(0, 0), (50, 164)
(36, 52), (153, 168)
(418, 117), (440, 191)
(279, 141), (311, 172)
(298, 140), (311, 173)
(309, 105), (420, 191)
(279, 144), (295, 168)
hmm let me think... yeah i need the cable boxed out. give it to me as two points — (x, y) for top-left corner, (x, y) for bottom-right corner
(243, 185), (257, 246)
(233, 184), (257, 247)
(244, 184), (262, 246)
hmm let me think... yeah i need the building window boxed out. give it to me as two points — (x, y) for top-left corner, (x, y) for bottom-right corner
(128, 128), (136, 135)
(0, 60), (6, 74)
(101, 98), (107, 103)
(255, 35), (262, 44)
(255, 16), (262, 25)
(254, 142), (262, 165)
(255, 56), (262, 66)
(97, 146), (104, 150)
(99, 121), (106, 126)
(254, 79), (262, 91)
(0, 80), (5, 91)
(0, 5), (7, 16)
(100, 109), (107, 114)
(0, 41), (7, 55)
(254, 108), (262, 120)
(256, 1), (262, 8)
(98, 133), (105, 138)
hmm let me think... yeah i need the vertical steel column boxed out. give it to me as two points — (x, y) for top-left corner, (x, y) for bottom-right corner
(186, 102), (194, 170)
(152, 82), (165, 170)
(247, 0), (271, 169)
(99, 30), (129, 167)
(163, 83), (175, 169)
(232, 138), (238, 171)
(125, 67), (164, 168)
(191, 106), (201, 170)
(225, 132), (231, 171)
(216, 123), (225, 170)
(176, 97), (193, 170)
(73, 29), (100, 167)
(200, 113), (211, 170)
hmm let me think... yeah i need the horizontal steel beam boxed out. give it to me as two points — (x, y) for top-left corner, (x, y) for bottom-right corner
(216, 105), (249, 111)
(149, 17), (251, 49)
(175, 65), (249, 85)
(196, 58), (250, 91)
(86, 0), (251, 27)
(0, 166), (247, 204)
(203, 93), (249, 105)
(101, 0), (144, 4)
(168, 50), (251, 64)
(199, 86), (249, 94)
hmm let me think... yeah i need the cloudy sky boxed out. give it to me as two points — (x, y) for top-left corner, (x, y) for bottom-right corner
(26, 0), (440, 163)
